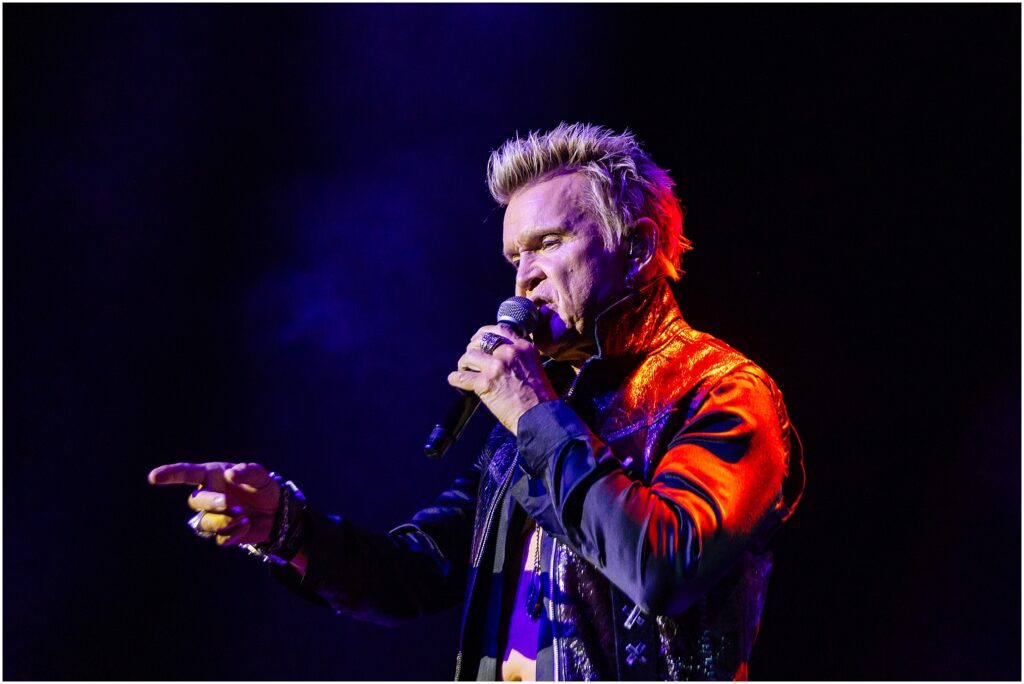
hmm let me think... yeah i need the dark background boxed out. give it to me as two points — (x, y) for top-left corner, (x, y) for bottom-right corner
(4, 4), (1020, 680)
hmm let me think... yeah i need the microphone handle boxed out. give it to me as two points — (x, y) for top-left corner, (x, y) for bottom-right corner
(423, 389), (481, 459)
(423, 320), (528, 459)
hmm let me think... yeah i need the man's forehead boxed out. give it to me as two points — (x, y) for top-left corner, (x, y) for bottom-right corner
(513, 172), (587, 210)
(503, 174), (594, 239)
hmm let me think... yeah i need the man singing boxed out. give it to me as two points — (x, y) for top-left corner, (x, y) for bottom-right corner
(149, 122), (804, 681)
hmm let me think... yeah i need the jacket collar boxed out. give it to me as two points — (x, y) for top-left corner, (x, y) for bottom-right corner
(542, 277), (686, 394)
(589, 276), (686, 361)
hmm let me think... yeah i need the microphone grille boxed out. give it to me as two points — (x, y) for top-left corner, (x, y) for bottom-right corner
(496, 296), (539, 336)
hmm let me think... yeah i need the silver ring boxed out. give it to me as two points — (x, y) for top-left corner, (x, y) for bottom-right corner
(479, 331), (511, 355)
(188, 511), (215, 539)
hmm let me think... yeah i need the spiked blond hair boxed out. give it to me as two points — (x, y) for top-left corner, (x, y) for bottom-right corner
(486, 122), (690, 280)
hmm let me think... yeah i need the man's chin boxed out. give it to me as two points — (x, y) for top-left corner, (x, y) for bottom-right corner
(532, 311), (594, 362)
(532, 332), (559, 360)
(533, 331), (592, 364)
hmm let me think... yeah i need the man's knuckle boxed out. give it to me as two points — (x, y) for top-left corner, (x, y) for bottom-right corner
(205, 514), (225, 530)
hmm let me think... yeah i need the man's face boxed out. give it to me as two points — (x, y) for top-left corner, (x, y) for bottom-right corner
(502, 172), (631, 362)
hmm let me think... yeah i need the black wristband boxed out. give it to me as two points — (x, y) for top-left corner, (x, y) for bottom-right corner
(241, 477), (308, 565)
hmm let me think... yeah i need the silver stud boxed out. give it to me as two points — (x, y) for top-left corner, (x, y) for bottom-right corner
(623, 603), (645, 629)
(625, 642), (647, 666)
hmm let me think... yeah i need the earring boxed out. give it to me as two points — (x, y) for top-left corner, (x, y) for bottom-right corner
(626, 236), (641, 289)
(625, 267), (638, 290)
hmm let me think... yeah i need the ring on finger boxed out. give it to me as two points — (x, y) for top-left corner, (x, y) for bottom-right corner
(187, 511), (216, 539)
(479, 331), (511, 355)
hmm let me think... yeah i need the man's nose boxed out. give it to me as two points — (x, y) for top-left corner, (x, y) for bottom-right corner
(515, 255), (544, 297)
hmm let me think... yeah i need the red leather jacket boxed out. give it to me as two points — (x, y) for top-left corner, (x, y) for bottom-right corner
(275, 278), (804, 680)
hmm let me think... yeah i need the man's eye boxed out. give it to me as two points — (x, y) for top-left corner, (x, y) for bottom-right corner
(541, 237), (561, 249)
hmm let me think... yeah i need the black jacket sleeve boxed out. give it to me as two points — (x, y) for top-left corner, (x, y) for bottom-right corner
(514, 368), (803, 616)
(269, 463), (480, 626)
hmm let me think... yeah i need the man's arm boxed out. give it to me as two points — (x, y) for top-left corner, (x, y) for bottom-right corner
(269, 465), (481, 626)
(515, 368), (803, 616)
(149, 457), (481, 627)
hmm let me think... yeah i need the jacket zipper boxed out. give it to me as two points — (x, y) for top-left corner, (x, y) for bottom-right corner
(564, 357), (595, 400)
(548, 538), (562, 681)
(472, 461), (516, 566)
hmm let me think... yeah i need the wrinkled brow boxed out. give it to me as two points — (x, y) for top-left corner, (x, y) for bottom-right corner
(502, 203), (592, 260)
(502, 225), (569, 262)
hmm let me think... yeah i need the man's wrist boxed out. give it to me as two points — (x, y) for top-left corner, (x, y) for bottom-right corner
(516, 399), (593, 475)
(240, 477), (309, 565)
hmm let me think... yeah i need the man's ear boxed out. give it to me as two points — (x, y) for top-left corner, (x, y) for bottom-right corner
(626, 217), (659, 272)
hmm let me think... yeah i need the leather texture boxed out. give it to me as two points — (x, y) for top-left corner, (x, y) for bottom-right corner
(463, 278), (804, 680)
(271, 277), (804, 681)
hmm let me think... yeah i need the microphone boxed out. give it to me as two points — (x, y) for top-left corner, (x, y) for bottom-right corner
(423, 296), (539, 459)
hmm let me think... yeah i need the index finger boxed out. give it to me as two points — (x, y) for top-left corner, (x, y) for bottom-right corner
(493, 322), (526, 341)
(148, 463), (211, 486)
(476, 324), (525, 346)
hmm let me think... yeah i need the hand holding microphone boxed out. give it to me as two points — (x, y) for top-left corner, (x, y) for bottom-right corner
(424, 297), (556, 458)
